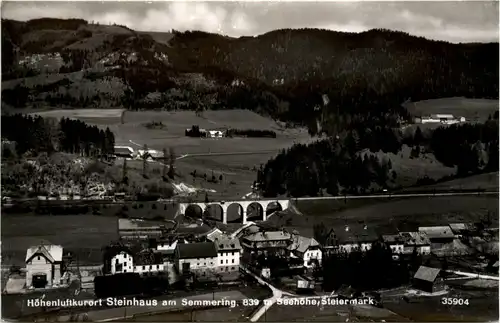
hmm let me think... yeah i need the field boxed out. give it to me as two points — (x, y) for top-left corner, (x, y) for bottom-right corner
(27, 109), (312, 199)
(273, 195), (499, 237)
(1, 214), (118, 266)
(402, 172), (499, 193)
(403, 97), (499, 121)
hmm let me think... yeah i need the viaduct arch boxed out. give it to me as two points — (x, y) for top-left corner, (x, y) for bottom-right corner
(178, 199), (290, 224)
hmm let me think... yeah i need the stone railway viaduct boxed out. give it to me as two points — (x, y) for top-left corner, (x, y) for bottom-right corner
(178, 199), (290, 224)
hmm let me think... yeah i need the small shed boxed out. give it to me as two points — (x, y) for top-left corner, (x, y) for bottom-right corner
(412, 266), (445, 294)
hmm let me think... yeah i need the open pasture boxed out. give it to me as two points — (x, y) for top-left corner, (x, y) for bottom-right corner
(28, 108), (124, 123)
(403, 97), (499, 121)
(1, 214), (118, 266)
(274, 195), (499, 237)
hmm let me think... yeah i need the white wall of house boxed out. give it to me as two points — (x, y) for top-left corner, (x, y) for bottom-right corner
(303, 248), (322, 268)
(217, 250), (240, 272)
(134, 264), (165, 274)
(157, 241), (177, 251)
(111, 252), (134, 274)
(403, 245), (431, 255)
(26, 255), (61, 288)
(389, 244), (405, 253)
(177, 257), (217, 271)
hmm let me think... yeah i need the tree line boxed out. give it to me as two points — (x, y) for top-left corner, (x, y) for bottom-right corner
(256, 117), (499, 197)
(1, 114), (115, 157)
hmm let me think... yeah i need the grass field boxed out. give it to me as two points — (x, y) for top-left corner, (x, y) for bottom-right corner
(1, 214), (118, 266)
(403, 97), (499, 121)
(274, 195), (499, 237)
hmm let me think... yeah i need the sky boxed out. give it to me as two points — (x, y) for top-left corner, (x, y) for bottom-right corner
(1, 1), (498, 43)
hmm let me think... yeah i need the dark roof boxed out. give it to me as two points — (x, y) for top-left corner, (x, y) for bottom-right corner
(414, 266), (441, 282)
(328, 226), (379, 245)
(114, 146), (133, 156)
(176, 242), (217, 259)
(103, 245), (133, 261)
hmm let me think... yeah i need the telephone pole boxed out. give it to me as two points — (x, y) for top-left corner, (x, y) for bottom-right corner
(142, 144), (148, 178)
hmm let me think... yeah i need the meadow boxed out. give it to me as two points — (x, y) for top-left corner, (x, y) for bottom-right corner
(1, 214), (118, 266)
(403, 97), (499, 121)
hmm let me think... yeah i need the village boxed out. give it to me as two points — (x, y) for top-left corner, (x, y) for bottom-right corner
(2, 206), (499, 321)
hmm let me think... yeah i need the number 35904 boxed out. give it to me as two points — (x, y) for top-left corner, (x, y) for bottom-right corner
(441, 298), (469, 306)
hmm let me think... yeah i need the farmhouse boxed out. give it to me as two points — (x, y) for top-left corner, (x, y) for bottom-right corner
(26, 244), (64, 289)
(103, 245), (166, 275)
(137, 149), (164, 160)
(412, 266), (445, 294)
(113, 145), (135, 159)
(175, 242), (218, 275)
(207, 129), (226, 138)
(289, 236), (322, 268)
(400, 232), (431, 254)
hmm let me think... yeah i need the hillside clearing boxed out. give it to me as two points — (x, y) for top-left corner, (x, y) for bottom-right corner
(403, 97), (499, 122)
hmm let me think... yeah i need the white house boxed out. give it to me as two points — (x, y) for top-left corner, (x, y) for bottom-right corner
(323, 225), (378, 254)
(207, 130), (225, 138)
(382, 234), (405, 254)
(400, 232), (431, 255)
(26, 244), (64, 289)
(109, 250), (134, 274)
(289, 236), (322, 268)
(213, 237), (242, 273)
(175, 242), (218, 274)
(106, 247), (166, 275)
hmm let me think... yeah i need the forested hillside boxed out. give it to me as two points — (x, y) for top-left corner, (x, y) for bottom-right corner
(2, 18), (498, 136)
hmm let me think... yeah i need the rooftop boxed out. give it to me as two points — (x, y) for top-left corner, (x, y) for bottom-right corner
(26, 244), (63, 263)
(176, 242), (218, 259)
(214, 237), (242, 251)
(399, 231), (431, 246)
(382, 234), (405, 244)
(414, 265), (441, 282)
(289, 236), (320, 253)
(418, 226), (455, 239)
(242, 230), (292, 242)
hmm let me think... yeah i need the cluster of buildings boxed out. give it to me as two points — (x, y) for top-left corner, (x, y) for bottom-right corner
(20, 218), (496, 293)
(416, 114), (466, 125)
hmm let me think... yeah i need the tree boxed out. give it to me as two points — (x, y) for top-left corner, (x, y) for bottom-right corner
(205, 192), (209, 203)
(168, 147), (175, 179)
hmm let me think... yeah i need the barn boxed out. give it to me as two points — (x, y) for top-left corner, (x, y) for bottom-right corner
(412, 265), (445, 294)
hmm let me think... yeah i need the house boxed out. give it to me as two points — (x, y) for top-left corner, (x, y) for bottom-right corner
(400, 232), (431, 255)
(113, 146), (134, 159)
(207, 130), (225, 138)
(26, 244), (64, 289)
(133, 250), (165, 275)
(137, 149), (164, 160)
(174, 242), (218, 275)
(418, 226), (455, 248)
(382, 234), (405, 254)
(214, 237), (242, 273)
(412, 266), (445, 293)
(323, 225), (379, 254)
(103, 245), (166, 275)
(103, 246), (134, 275)
(240, 229), (293, 259)
(289, 236), (322, 268)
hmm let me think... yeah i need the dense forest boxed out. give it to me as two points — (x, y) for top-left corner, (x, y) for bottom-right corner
(257, 116), (499, 197)
(1, 114), (115, 157)
(1, 19), (498, 138)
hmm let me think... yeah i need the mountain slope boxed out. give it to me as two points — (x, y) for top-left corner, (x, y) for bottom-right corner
(1, 18), (498, 134)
